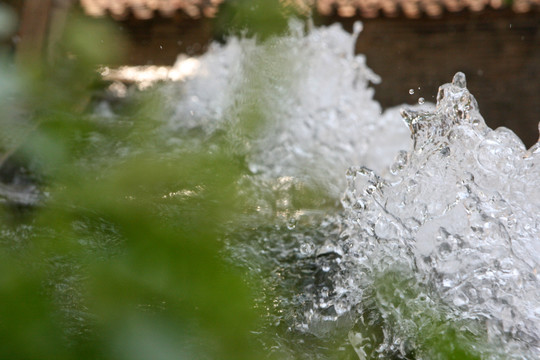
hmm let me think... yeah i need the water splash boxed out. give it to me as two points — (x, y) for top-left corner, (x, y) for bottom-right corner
(155, 21), (540, 359)
(161, 20), (412, 197)
(338, 72), (540, 358)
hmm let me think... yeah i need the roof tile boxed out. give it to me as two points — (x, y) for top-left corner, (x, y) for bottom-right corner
(80, 0), (540, 19)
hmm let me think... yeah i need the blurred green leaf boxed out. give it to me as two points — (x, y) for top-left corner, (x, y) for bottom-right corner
(214, 0), (305, 41)
(0, 8), (263, 360)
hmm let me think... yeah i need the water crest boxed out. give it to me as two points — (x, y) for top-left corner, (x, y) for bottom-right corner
(338, 71), (540, 358)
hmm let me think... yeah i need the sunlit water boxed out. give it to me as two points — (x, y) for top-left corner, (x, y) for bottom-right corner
(119, 21), (540, 358)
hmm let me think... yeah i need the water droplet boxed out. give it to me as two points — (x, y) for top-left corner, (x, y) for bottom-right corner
(321, 264), (330, 272)
(438, 242), (452, 257)
(440, 146), (450, 157)
(409, 89), (415, 95)
(353, 22), (363, 36)
(287, 218), (297, 230)
(321, 287), (330, 298)
(364, 184), (377, 195)
(418, 97), (425, 105)
(452, 72), (467, 88)
(390, 150), (408, 174)
(300, 242), (314, 255)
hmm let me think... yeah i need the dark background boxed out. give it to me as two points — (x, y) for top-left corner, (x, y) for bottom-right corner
(113, 9), (540, 147)
(347, 10), (540, 148)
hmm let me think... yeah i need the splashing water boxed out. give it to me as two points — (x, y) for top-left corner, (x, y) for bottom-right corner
(157, 21), (540, 359)
(339, 72), (540, 358)
(162, 20), (412, 197)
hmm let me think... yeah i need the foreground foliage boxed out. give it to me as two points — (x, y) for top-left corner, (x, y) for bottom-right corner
(0, 9), (265, 360)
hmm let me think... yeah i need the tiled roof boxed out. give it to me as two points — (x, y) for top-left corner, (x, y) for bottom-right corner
(80, 0), (540, 19)
(317, 0), (540, 18)
(80, 0), (224, 20)
(315, 0), (540, 17)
